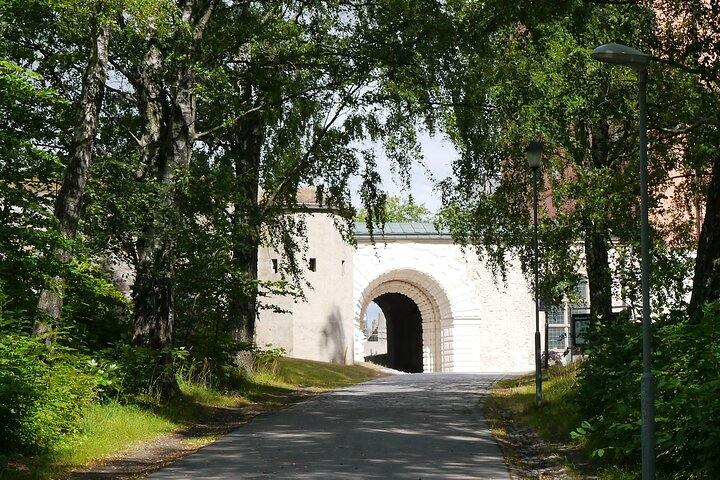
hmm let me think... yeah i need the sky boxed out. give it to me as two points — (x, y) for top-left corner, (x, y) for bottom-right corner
(350, 132), (459, 213)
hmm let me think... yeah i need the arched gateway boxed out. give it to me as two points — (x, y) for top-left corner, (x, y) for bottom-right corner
(255, 208), (537, 373)
(356, 270), (449, 372)
(353, 223), (536, 373)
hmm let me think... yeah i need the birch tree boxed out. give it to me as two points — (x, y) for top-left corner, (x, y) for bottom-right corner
(34, 2), (113, 340)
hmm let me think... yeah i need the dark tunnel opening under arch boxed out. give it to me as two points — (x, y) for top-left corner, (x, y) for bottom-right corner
(370, 292), (423, 373)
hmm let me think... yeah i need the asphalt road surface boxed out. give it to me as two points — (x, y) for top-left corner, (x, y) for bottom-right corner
(146, 373), (511, 479)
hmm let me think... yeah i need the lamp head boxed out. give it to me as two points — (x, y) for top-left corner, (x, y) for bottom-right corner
(592, 43), (650, 72)
(526, 141), (543, 169)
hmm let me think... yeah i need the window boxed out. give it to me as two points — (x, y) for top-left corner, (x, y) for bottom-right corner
(547, 305), (569, 350)
(309, 258), (316, 272)
(272, 259), (278, 273)
(547, 306), (565, 325)
(548, 327), (567, 350)
(368, 328), (378, 342)
(573, 314), (591, 346)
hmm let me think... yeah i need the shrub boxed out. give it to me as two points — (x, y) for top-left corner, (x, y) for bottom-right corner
(541, 350), (566, 367)
(575, 302), (720, 478)
(0, 332), (99, 453)
(96, 343), (176, 399)
(251, 344), (286, 374)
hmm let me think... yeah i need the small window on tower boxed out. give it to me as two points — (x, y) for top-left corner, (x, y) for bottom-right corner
(272, 259), (278, 273)
(309, 258), (317, 272)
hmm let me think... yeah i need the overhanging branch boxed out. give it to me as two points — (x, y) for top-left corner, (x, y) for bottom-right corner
(659, 118), (720, 136)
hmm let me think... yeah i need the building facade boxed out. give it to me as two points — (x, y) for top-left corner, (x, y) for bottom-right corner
(256, 209), (355, 365)
(256, 213), (543, 373)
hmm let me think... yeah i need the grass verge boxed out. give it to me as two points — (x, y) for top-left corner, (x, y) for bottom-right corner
(486, 362), (637, 480)
(274, 358), (386, 389)
(485, 362), (588, 478)
(0, 357), (385, 480)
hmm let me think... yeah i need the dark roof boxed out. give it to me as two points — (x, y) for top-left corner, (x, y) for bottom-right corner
(354, 222), (452, 241)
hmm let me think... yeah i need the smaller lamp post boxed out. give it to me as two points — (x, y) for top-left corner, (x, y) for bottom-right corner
(545, 311), (549, 369)
(526, 140), (543, 407)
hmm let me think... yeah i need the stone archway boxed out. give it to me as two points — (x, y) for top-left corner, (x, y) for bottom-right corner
(356, 269), (452, 372)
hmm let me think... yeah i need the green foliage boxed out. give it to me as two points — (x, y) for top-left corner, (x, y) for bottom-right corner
(439, 1), (654, 300)
(0, 58), (65, 326)
(576, 302), (720, 478)
(0, 331), (99, 454)
(96, 344), (178, 399)
(355, 194), (433, 224)
(251, 344), (286, 374)
(58, 258), (132, 352)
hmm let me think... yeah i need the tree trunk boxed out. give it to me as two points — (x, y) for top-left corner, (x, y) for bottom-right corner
(585, 227), (614, 323)
(229, 113), (263, 347)
(130, 31), (181, 399)
(131, 1), (214, 397)
(34, 17), (111, 341)
(578, 119), (615, 324)
(131, 32), (167, 346)
(689, 155), (720, 321)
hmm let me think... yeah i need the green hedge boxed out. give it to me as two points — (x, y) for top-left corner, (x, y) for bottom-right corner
(576, 302), (720, 478)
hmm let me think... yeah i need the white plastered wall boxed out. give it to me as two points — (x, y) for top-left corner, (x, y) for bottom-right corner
(354, 240), (535, 373)
(256, 212), (354, 364)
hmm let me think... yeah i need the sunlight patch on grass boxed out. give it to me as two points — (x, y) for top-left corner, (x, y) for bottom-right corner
(273, 357), (384, 389)
(486, 363), (586, 478)
(489, 363), (582, 442)
(178, 378), (247, 407)
(58, 402), (177, 467)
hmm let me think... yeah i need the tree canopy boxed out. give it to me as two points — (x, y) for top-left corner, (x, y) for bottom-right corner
(2, 2), (720, 471)
(0, 0), (465, 395)
(438, 0), (718, 318)
(355, 194), (433, 224)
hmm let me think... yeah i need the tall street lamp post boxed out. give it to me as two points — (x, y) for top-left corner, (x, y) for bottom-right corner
(592, 42), (654, 480)
(527, 140), (543, 407)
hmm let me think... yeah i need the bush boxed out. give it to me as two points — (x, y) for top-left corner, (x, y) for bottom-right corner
(93, 343), (180, 399)
(575, 302), (720, 478)
(252, 344), (286, 373)
(0, 332), (99, 453)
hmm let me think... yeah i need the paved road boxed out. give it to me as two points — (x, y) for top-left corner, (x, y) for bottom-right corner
(146, 373), (510, 479)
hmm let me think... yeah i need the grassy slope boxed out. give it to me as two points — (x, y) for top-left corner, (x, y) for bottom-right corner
(274, 358), (385, 389)
(0, 358), (385, 480)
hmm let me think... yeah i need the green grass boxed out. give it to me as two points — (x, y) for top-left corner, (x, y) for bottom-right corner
(0, 357), (384, 480)
(60, 402), (177, 465)
(273, 358), (385, 389)
(0, 402), (178, 480)
(486, 362), (638, 480)
(509, 363), (582, 439)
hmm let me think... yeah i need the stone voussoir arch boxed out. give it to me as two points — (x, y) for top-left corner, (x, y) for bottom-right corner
(356, 268), (453, 372)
